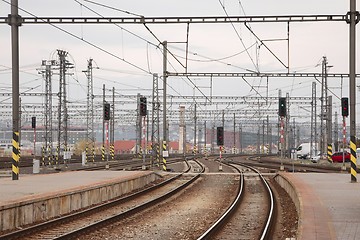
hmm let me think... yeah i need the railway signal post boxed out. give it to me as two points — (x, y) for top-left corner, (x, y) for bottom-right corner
(217, 127), (224, 171)
(279, 97), (286, 171)
(341, 97), (349, 170)
(140, 97), (147, 170)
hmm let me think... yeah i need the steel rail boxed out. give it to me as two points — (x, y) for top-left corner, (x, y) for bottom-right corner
(198, 160), (275, 239)
(0, 159), (197, 240)
(197, 162), (244, 239)
(53, 159), (205, 239)
(238, 163), (275, 240)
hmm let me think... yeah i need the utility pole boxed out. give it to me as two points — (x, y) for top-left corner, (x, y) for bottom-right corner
(204, 121), (207, 157)
(162, 41), (168, 171)
(267, 115), (270, 154)
(9, 0), (21, 180)
(320, 56), (328, 155)
(111, 87), (115, 161)
(326, 96), (332, 160)
(57, 50), (72, 166)
(262, 120), (265, 154)
(41, 60), (55, 166)
(151, 73), (160, 167)
(194, 104), (197, 154)
(233, 113), (236, 154)
(136, 93), (142, 158)
(334, 111), (339, 151)
(239, 124), (242, 154)
(179, 106), (186, 156)
(348, 0), (357, 182)
(84, 58), (94, 163)
(102, 85), (106, 162)
(311, 82), (317, 157)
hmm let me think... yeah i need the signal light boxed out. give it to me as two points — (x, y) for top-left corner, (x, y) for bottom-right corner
(31, 117), (36, 129)
(140, 97), (147, 116)
(279, 97), (286, 117)
(104, 103), (111, 120)
(217, 127), (224, 146)
(341, 97), (349, 117)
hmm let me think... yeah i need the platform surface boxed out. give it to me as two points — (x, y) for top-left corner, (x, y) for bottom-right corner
(282, 172), (360, 240)
(0, 170), (150, 204)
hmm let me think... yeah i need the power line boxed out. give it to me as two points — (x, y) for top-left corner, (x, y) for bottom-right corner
(1, 0), (151, 75)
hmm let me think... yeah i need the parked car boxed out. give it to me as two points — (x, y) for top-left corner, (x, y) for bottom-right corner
(310, 154), (321, 163)
(331, 151), (351, 163)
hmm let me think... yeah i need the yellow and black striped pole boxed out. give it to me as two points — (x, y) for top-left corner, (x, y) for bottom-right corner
(85, 145), (88, 163)
(327, 144), (333, 163)
(162, 141), (167, 171)
(350, 136), (357, 182)
(111, 144), (115, 161)
(92, 144), (95, 163)
(56, 146), (59, 166)
(156, 144), (160, 168)
(48, 145), (52, 166)
(42, 146), (45, 166)
(12, 132), (20, 180)
(101, 144), (105, 161)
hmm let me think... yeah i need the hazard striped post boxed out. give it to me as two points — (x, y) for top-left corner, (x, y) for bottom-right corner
(156, 144), (160, 168)
(56, 145), (59, 166)
(41, 146), (45, 166)
(101, 145), (105, 161)
(47, 145), (51, 166)
(12, 132), (20, 180)
(92, 144), (95, 163)
(111, 144), (114, 161)
(327, 144), (333, 162)
(162, 141), (167, 171)
(350, 136), (357, 181)
(85, 145), (88, 163)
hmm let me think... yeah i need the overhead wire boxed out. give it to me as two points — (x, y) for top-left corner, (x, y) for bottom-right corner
(218, 0), (259, 73)
(1, 0), (151, 75)
(75, 0), (209, 106)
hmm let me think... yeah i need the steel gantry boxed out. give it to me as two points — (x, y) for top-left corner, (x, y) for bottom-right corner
(0, 14), (349, 25)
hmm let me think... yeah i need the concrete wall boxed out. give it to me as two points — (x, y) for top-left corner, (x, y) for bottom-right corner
(273, 173), (302, 236)
(0, 172), (159, 232)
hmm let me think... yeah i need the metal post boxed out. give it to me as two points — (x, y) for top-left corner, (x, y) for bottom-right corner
(9, 0), (20, 180)
(204, 121), (207, 157)
(112, 87), (115, 161)
(162, 41), (168, 170)
(102, 84), (105, 162)
(233, 113), (236, 154)
(349, 0), (357, 182)
(194, 104), (197, 154)
(342, 116), (346, 170)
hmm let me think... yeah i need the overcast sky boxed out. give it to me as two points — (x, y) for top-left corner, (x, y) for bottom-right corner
(0, 0), (359, 125)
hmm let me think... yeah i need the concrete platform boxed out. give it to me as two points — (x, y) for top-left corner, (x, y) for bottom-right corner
(0, 170), (160, 232)
(276, 172), (360, 240)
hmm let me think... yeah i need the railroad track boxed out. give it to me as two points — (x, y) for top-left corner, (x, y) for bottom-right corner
(0, 159), (205, 240)
(74, 156), (273, 239)
(198, 161), (275, 239)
